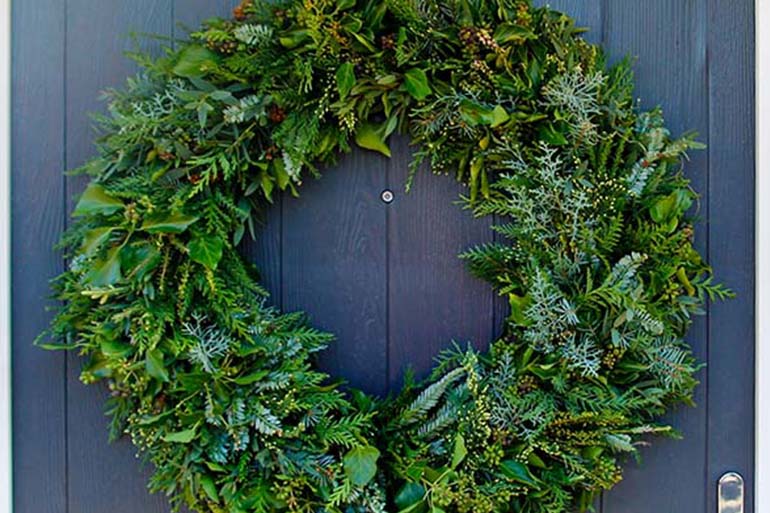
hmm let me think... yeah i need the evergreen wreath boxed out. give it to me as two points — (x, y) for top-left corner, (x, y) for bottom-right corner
(41, 0), (731, 511)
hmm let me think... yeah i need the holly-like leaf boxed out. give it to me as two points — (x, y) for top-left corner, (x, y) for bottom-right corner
(173, 46), (220, 78)
(336, 62), (356, 100)
(162, 427), (197, 443)
(189, 234), (224, 269)
(343, 445), (380, 487)
(141, 213), (199, 234)
(73, 183), (124, 217)
(403, 68), (431, 101)
(355, 122), (391, 157)
(145, 349), (169, 382)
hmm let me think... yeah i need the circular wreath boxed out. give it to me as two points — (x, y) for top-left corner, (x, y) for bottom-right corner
(42, 0), (730, 512)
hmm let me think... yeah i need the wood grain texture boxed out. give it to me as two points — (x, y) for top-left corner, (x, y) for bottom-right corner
(387, 136), (495, 389)
(10, 1), (67, 512)
(601, 1), (710, 512)
(64, 1), (173, 512)
(707, 0), (755, 511)
(281, 151), (389, 396)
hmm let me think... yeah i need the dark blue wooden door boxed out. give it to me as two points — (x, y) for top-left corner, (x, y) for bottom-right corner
(11, 1), (755, 512)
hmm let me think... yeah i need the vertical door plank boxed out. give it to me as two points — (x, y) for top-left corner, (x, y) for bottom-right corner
(11, 2), (67, 513)
(64, 1), (172, 512)
(282, 152), (389, 396)
(707, 0), (755, 511)
(533, 0), (602, 44)
(386, 137), (494, 389)
(173, 0), (240, 39)
(601, 2), (709, 512)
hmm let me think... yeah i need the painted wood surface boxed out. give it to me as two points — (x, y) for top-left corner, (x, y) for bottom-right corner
(11, 0), (755, 512)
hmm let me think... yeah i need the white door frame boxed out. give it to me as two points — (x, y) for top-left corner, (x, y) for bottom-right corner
(756, 0), (769, 511)
(0, 0), (11, 511)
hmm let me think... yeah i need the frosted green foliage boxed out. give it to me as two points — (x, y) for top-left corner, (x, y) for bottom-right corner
(223, 94), (272, 124)
(542, 70), (605, 144)
(183, 313), (233, 373)
(522, 268), (579, 353)
(233, 23), (274, 46)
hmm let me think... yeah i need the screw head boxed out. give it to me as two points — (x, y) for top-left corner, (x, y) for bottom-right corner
(381, 189), (394, 204)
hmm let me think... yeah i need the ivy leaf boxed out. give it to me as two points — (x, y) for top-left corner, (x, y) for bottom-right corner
(451, 433), (467, 468)
(403, 68), (431, 101)
(355, 122), (391, 157)
(336, 62), (356, 100)
(343, 445), (380, 487)
(85, 246), (122, 287)
(141, 213), (199, 234)
(173, 46), (219, 78)
(145, 349), (169, 382)
(162, 427), (197, 443)
(73, 183), (124, 217)
(189, 234), (224, 269)
(500, 460), (538, 486)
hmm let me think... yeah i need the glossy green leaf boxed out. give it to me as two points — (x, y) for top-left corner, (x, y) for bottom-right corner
(394, 482), (426, 512)
(336, 62), (356, 99)
(80, 227), (113, 255)
(85, 246), (122, 287)
(200, 475), (220, 502)
(355, 122), (391, 157)
(163, 428), (197, 443)
(146, 349), (169, 382)
(451, 433), (467, 468)
(343, 445), (380, 487)
(189, 234), (224, 269)
(73, 184), (124, 217)
(141, 213), (199, 234)
(403, 68), (431, 100)
(500, 460), (538, 486)
(173, 46), (219, 78)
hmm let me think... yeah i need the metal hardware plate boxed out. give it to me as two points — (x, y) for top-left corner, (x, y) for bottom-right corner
(718, 472), (744, 513)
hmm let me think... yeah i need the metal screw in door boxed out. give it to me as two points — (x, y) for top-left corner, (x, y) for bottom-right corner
(381, 189), (394, 204)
